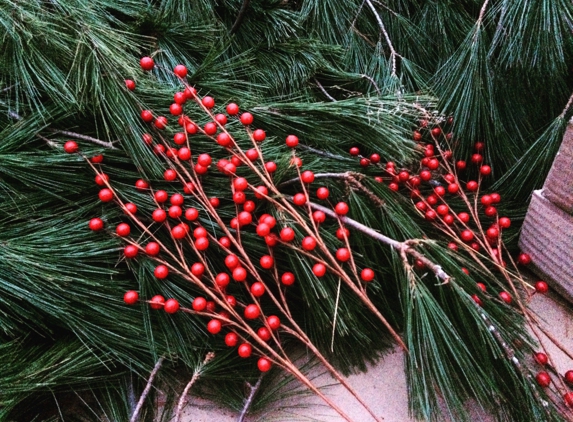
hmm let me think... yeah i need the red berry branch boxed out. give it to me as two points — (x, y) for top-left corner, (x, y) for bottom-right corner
(60, 56), (573, 420)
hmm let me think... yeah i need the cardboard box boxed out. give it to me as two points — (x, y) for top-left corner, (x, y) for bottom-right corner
(519, 190), (573, 302)
(543, 120), (573, 214)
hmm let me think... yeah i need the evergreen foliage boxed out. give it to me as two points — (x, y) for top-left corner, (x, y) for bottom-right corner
(1, 0), (572, 420)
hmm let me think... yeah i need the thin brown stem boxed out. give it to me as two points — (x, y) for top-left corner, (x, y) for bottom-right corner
(47, 129), (117, 149)
(130, 356), (165, 422)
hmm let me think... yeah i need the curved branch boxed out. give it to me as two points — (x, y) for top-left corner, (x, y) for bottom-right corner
(230, 0), (251, 35)
(365, 0), (398, 77)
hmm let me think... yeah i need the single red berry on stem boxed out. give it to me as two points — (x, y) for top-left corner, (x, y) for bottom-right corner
(534, 352), (548, 365)
(281, 272), (295, 286)
(173, 64), (187, 77)
(260, 255), (274, 269)
(361, 268), (375, 282)
(267, 315), (281, 330)
(123, 291), (139, 305)
(240, 112), (254, 125)
(285, 134), (299, 148)
(499, 291), (512, 304)
(140, 56), (154, 70)
(154, 265), (169, 279)
(152, 209), (167, 223)
(251, 282), (266, 297)
(564, 370), (573, 385)
(466, 181), (478, 191)
(226, 103), (239, 115)
(535, 281), (548, 294)
(244, 304), (260, 320)
(89, 218), (104, 231)
(64, 141), (78, 153)
(301, 170), (315, 184)
(461, 230), (474, 242)
(125, 79), (136, 91)
(349, 147), (360, 156)
(316, 187), (329, 200)
(207, 319), (222, 334)
(124, 245), (138, 258)
(564, 393), (573, 407)
(258, 357), (272, 372)
(518, 252), (531, 265)
(313, 263), (327, 277)
(164, 298), (180, 314)
(141, 110), (154, 122)
(536, 372), (551, 388)
(90, 154), (104, 163)
(280, 227), (295, 242)
(336, 248), (351, 262)
(192, 297), (207, 311)
(225, 332), (239, 347)
(98, 188), (113, 202)
(154, 116), (168, 130)
(293, 193), (306, 206)
(145, 242), (160, 256)
(335, 202), (349, 215)
(149, 295), (165, 310)
(238, 343), (252, 358)
(253, 129), (266, 142)
(302, 236), (317, 251)
(480, 165), (491, 176)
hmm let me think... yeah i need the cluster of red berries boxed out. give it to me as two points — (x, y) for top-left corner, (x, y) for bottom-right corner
(533, 352), (573, 406)
(69, 58), (384, 374)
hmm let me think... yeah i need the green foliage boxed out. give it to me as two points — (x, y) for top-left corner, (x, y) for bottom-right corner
(1, 0), (572, 420)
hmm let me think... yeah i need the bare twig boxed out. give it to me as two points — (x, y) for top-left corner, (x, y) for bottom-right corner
(365, 0), (398, 76)
(237, 375), (263, 422)
(314, 79), (337, 102)
(230, 0), (251, 34)
(130, 356), (165, 422)
(297, 145), (354, 161)
(175, 352), (215, 422)
(360, 74), (381, 95)
(36, 134), (58, 149)
(47, 129), (117, 149)
(306, 200), (450, 284)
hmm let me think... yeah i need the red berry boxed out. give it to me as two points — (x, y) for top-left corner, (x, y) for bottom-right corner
(486, 227), (499, 239)
(265, 161), (277, 173)
(207, 319), (222, 334)
(191, 262), (205, 277)
(302, 236), (317, 251)
(238, 343), (252, 358)
(63, 140), (78, 153)
(360, 158), (370, 167)
(536, 371), (551, 388)
(336, 248), (351, 262)
(535, 281), (548, 294)
(173, 64), (187, 77)
(209, 197), (220, 208)
(335, 202), (349, 215)
(195, 237), (209, 251)
(316, 187), (329, 200)
(456, 160), (466, 171)
(534, 352), (548, 365)
(233, 192), (246, 204)
(458, 212), (470, 223)
(215, 113), (227, 125)
(145, 242), (160, 256)
(285, 134), (299, 148)
(125, 79), (136, 91)
(171, 224), (187, 239)
(370, 153), (381, 163)
(281, 272), (295, 286)
(398, 171), (410, 182)
(466, 181), (478, 191)
(185, 123), (198, 134)
(124, 245), (138, 258)
(251, 282), (266, 297)
(360, 268), (375, 282)
(267, 315), (281, 330)
(97, 188), (113, 203)
(152, 209), (167, 223)
(490, 193), (501, 203)
(170, 103), (182, 116)
(431, 127), (441, 137)
(154, 265), (169, 279)
(231, 267), (246, 282)
(461, 230), (474, 242)
(215, 272), (230, 288)
(426, 194), (438, 206)
(237, 211), (252, 226)
(499, 291), (512, 304)
(258, 357), (272, 372)
(140, 56), (154, 70)
(471, 153), (483, 164)
(480, 165), (491, 176)
(254, 186), (268, 199)
(481, 195), (493, 206)
(564, 393), (573, 407)
(448, 242), (458, 251)
(244, 304), (260, 320)
(301, 170), (315, 184)
(291, 156), (303, 167)
(256, 223), (270, 237)
(204, 122), (217, 135)
(257, 327), (271, 341)
(260, 255), (274, 269)
(280, 227), (295, 242)
(499, 217), (511, 228)
(253, 129), (266, 142)
(201, 96), (215, 109)
(141, 110), (154, 122)
(293, 193), (306, 206)
(240, 112), (254, 125)
(434, 186), (446, 197)
(313, 210), (326, 223)
(564, 370), (573, 385)
(149, 295), (165, 310)
(518, 252), (531, 265)
(447, 183), (459, 194)
(123, 290), (139, 305)
(476, 283), (487, 292)
(427, 158), (439, 170)
(336, 227), (350, 240)
(216, 133), (231, 147)
(436, 204), (449, 216)
(425, 210), (437, 221)
(225, 332), (239, 347)
(472, 294), (483, 306)
(89, 218), (104, 231)
(226, 103), (239, 115)
(349, 147), (360, 156)
(89, 154), (104, 163)
(312, 263), (327, 277)
(413, 131), (422, 141)
(164, 298), (180, 314)
(225, 254), (240, 269)
(420, 170), (432, 181)
(484, 206), (497, 217)
(154, 116), (168, 130)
